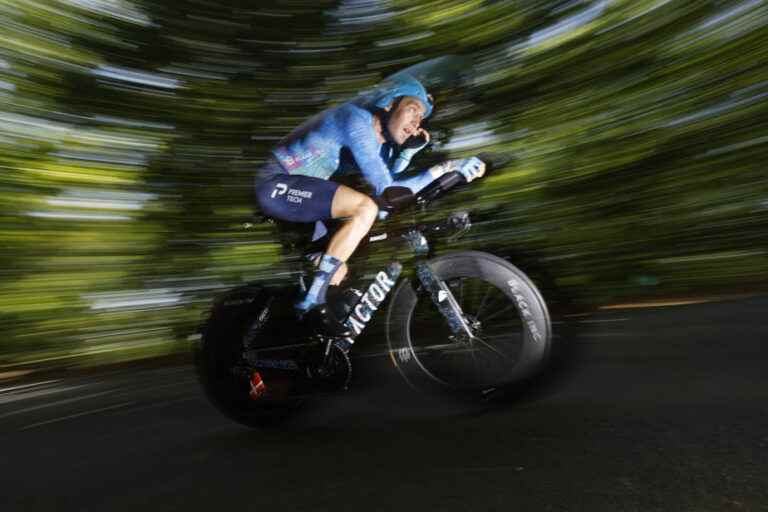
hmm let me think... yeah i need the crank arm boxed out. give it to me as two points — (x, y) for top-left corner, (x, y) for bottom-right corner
(415, 262), (475, 339)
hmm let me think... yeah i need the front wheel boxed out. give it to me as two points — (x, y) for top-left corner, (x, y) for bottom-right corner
(386, 251), (552, 397)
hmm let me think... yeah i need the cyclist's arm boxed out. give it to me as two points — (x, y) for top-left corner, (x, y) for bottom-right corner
(390, 149), (413, 175)
(390, 131), (429, 175)
(346, 112), (439, 195)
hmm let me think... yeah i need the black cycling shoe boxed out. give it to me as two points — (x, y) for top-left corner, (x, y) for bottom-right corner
(301, 304), (353, 338)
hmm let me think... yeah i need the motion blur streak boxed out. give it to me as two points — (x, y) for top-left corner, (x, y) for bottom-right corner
(0, 0), (766, 372)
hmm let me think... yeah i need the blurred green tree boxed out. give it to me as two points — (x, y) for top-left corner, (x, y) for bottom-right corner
(0, 0), (766, 369)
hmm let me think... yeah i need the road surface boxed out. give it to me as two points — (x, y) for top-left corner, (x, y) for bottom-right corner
(2, 296), (767, 511)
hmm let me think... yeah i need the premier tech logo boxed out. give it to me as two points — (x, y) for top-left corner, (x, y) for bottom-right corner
(271, 183), (313, 204)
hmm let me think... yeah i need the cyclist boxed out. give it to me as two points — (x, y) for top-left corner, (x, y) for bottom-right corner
(255, 75), (486, 337)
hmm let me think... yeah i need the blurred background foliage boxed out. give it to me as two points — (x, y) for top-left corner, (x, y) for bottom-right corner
(1, 0), (766, 371)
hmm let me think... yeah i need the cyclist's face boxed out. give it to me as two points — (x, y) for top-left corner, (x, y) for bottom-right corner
(387, 96), (427, 145)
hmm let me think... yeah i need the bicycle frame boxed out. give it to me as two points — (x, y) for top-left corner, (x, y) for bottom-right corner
(341, 215), (475, 343)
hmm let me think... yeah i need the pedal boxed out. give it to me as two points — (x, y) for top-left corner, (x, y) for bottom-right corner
(249, 371), (267, 400)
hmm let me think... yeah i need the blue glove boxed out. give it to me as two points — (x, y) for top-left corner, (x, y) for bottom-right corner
(456, 156), (485, 182)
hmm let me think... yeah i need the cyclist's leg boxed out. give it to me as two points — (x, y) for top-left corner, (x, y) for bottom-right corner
(294, 184), (377, 311)
(255, 175), (371, 322)
(325, 185), (378, 285)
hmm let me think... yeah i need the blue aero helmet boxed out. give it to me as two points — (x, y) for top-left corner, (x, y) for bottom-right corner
(373, 75), (433, 118)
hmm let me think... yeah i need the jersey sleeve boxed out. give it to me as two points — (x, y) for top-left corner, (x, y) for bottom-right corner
(345, 109), (436, 195)
(390, 151), (410, 175)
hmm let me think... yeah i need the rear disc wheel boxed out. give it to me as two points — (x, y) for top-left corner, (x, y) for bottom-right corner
(196, 289), (307, 427)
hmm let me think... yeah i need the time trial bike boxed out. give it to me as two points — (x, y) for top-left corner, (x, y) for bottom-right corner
(196, 171), (552, 427)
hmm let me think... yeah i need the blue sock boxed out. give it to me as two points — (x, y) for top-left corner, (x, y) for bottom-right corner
(296, 254), (343, 312)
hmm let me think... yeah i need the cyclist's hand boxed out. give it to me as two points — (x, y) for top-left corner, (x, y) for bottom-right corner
(430, 157), (486, 181)
(456, 157), (486, 183)
(402, 128), (430, 151)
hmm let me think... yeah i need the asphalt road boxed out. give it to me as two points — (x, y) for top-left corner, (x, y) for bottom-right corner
(2, 296), (767, 511)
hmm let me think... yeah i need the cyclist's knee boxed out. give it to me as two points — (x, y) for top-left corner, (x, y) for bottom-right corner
(356, 196), (378, 224)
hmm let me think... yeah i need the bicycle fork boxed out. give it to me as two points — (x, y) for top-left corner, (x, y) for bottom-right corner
(415, 262), (476, 341)
(403, 227), (475, 341)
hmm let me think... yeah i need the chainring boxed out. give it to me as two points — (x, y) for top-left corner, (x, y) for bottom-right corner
(308, 342), (352, 392)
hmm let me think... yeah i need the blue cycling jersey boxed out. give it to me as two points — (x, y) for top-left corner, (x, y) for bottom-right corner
(267, 102), (434, 196)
